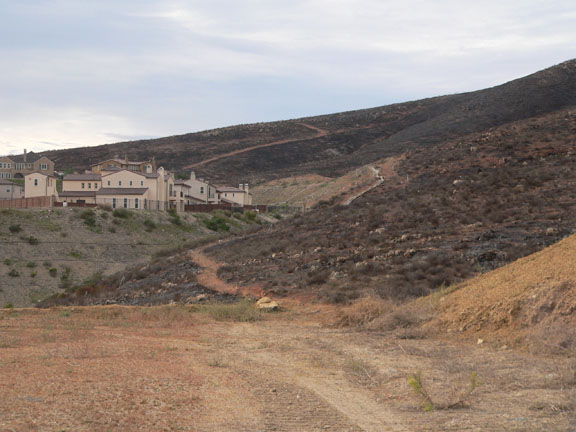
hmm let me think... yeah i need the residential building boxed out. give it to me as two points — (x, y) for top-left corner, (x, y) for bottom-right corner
(59, 173), (102, 204)
(59, 166), (179, 210)
(24, 172), (58, 199)
(0, 150), (54, 179)
(0, 179), (24, 200)
(90, 156), (156, 174)
(184, 172), (218, 204)
(217, 184), (253, 206)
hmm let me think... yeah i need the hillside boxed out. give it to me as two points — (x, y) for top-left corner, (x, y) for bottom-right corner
(42, 60), (576, 186)
(208, 106), (576, 302)
(0, 207), (266, 307)
(428, 232), (576, 353)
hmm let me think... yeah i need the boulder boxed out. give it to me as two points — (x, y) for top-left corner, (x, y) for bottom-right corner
(256, 297), (279, 311)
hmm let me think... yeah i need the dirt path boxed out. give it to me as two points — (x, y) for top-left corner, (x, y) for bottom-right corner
(184, 123), (328, 169)
(341, 166), (383, 206)
(341, 155), (404, 206)
(190, 244), (265, 298)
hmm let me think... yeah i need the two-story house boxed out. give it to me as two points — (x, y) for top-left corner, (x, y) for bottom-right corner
(0, 150), (54, 179)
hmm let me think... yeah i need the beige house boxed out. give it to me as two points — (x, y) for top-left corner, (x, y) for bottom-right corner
(217, 184), (252, 206)
(58, 165), (179, 210)
(0, 179), (24, 200)
(183, 172), (219, 204)
(0, 150), (54, 179)
(91, 157), (156, 174)
(24, 172), (58, 199)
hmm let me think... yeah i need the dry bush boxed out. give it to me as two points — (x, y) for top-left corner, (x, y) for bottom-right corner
(333, 296), (392, 327)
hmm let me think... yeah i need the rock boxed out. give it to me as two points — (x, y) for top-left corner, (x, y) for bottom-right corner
(256, 297), (279, 311)
(477, 338), (484, 345)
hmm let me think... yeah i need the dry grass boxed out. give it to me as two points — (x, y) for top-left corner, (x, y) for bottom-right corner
(332, 296), (391, 327)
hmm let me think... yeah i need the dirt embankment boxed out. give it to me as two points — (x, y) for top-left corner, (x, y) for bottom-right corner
(427, 233), (576, 353)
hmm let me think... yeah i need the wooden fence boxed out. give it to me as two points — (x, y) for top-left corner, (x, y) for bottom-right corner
(0, 196), (53, 209)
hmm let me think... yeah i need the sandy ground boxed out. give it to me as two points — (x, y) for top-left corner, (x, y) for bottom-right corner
(1, 305), (574, 432)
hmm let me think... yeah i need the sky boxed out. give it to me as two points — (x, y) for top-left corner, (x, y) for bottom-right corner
(0, 0), (575, 154)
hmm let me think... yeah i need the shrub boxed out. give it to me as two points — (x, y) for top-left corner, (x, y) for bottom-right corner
(99, 204), (112, 212)
(25, 261), (36, 268)
(27, 236), (39, 245)
(112, 208), (132, 218)
(8, 224), (21, 233)
(3, 259), (12, 266)
(244, 211), (257, 222)
(48, 267), (58, 277)
(3, 303), (14, 309)
(8, 269), (19, 277)
(143, 219), (157, 231)
(204, 216), (230, 232)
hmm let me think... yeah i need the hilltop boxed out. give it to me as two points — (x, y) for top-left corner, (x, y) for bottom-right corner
(42, 60), (576, 186)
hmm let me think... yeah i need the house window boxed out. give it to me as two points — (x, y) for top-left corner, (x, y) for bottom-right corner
(141, 180), (144, 186)
(180, 191), (183, 198)
(94, 183), (99, 189)
(34, 179), (38, 186)
(123, 198), (128, 208)
(88, 183), (92, 189)
(119, 181), (122, 186)
(40, 163), (48, 170)
(135, 198), (139, 209)
(200, 186), (204, 194)
(107, 180), (111, 186)
(6, 163), (10, 168)
(112, 198), (117, 209)
(81, 183), (85, 189)
(144, 199), (147, 209)
(129, 180), (133, 186)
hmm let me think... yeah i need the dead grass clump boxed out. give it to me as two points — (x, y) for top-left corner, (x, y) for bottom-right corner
(370, 301), (435, 332)
(203, 300), (262, 322)
(333, 296), (391, 327)
(343, 357), (382, 387)
(408, 371), (480, 411)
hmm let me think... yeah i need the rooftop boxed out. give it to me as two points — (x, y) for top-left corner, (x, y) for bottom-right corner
(63, 173), (102, 181)
(96, 187), (149, 196)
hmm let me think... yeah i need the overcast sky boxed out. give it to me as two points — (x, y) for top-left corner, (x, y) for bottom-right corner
(1, 0), (575, 154)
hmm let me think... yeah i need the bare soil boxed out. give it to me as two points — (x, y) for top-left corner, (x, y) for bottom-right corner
(1, 305), (574, 431)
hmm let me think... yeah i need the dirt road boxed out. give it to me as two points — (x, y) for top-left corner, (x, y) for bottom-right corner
(1, 305), (573, 431)
(184, 123), (327, 169)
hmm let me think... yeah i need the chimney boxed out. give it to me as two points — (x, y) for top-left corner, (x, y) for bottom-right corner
(190, 171), (196, 180)
(244, 184), (249, 193)
(239, 183), (243, 190)
(23, 149), (27, 163)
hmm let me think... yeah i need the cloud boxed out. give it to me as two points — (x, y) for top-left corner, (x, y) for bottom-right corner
(0, 0), (575, 152)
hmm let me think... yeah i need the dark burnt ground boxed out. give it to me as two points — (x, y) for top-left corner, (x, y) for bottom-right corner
(42, 60), (576, 186)
(39, 253), (238, 307)
(208, 108), (576, 303)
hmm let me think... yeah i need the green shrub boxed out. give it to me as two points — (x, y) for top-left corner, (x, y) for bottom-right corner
(30, 271), (37, 278)
(112, 208), (132, 218)
(8, 269), (19, 277)
(43, 261), (52, 268)
(8, 224), (21, 233)
(3, 303), (14, 309)
(48, 267), (58, 277)
(27, 236), (39, 245)
(143, 219), (157, 231)
(204, 216), (230, 232)
(25, 261), (36, 268)
(244, 210), (257, 222)
(3, 259), (12, 266)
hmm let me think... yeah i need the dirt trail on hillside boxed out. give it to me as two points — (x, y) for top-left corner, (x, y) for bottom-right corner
(340, 155), (404, 206)
(184, 123), (327, 169)
(190, 244), (265, 298)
